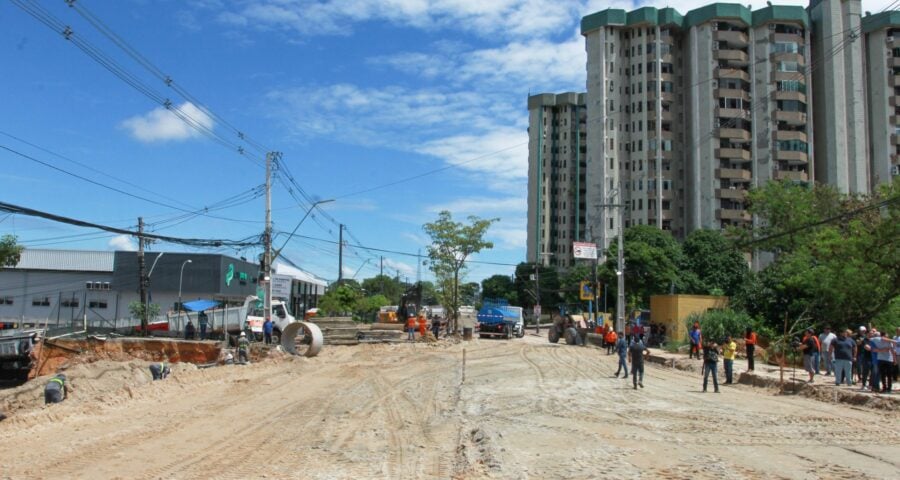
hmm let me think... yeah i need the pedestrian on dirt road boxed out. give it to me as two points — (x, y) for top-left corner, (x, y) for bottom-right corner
(689, 323), (702, 360)
(799, 328), (819, 384)
(185, 320), (196, 340)
(830, 329), (856, 386)
(605, 330), (617, 355)
(263, 317), (274, 345)
(628, 337), (648, 389)
(866, 330), (895, 393)
(744, 327), (757, 372)
(702, 340), (720, 393)
(722, 335), (737, 384)
(856, 327), (872, 388)
(431, 315), (441, 339)
(198, 311), (209, 340)
(237, 331), (251, 364)
(819, 326), (836, 376)
(614, 333), (629, 378)
(406, 313), (417, 341)
(44, 373), (73, 404)
(893, 327), (900, 383)
(149, 361), (171, 380)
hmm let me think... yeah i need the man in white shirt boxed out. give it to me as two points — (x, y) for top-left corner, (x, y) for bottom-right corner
(819, 326), (837, 376)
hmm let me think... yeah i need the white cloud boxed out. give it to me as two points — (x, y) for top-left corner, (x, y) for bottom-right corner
(383, 257), (416, 277)
(121, 102), (215, 143)
(490, 227), (527, 249)
(211, 0), (581, 40)
(108, 234), (137, 251)
(427, 196), (525, 216)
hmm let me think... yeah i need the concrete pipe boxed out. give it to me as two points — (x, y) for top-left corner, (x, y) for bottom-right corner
(280, 321), (323, 357)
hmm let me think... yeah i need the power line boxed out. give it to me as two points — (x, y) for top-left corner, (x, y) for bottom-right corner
(0, 201), (260, 248)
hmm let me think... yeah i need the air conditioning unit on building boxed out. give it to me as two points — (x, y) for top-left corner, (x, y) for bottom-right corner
(769, 24), (777, 31)
(93, 282), (102, 290)
(86, 282), (93, 290)
(102, 282), (111, 291)
(887, 36), (894, 44)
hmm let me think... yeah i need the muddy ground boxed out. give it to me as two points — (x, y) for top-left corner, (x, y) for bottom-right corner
(1, 335), (898, 479)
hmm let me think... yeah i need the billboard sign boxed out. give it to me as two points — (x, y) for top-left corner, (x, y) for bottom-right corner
(271, 274), (293, 299)
(572, 242), (598, 260)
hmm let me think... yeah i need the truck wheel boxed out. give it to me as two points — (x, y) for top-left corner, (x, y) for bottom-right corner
(564, 327), (578, 345)
(272, 330), (281, 345)
(516, 327), (525, 338)
(548, 328), (560, 344)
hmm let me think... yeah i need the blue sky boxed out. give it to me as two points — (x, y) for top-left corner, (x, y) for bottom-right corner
(1, 0), (881, 284)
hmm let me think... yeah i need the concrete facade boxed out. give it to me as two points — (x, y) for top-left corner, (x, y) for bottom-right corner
(526, 93), (587, 268)
(810, 0), (869, 193)
(863, 11), (900, 187)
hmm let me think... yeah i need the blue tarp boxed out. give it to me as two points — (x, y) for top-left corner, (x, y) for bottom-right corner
(182, 299), (220, 312)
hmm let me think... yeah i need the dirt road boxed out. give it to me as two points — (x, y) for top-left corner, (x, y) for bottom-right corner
(1, 335), (898, 479)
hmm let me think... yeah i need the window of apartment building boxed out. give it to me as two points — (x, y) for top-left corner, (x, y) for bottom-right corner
(661, 63), (674, 74)
(893, 47), (900, 57)
(663, 180), (671, 190)
(772, 42), (801, 54)
(609, 158), (615, 170)
(626, 86), (630, 95)
(719, 97), (747, 109)
(638, 63), (643, 74)
(626, 142), (631, 153)
(663, 200), (671, 210)
(638, 44), (643, 55)
(609, 80), (614, 92)
(609, 43), (615, 55)
(608, 118), (614, 131)
(777, 61), (800, 72)
(637, 102), (643, 113)
(647, 43), (655, 55)
(638, 140), (643, 151)
(660, 43), (671, 55)
(661, 81), (674, 93)
(625, 123), (630, 133)
(32, 297), (50, 307)
(632, 199), (636, 210)
(626, 104), (631, 114)
(609, 218), (614, 229)
(638, 82), (643, 93)
(648, 80), (656, 92)
(638, 199), (643, 210)
(610, 62), (615, 73)
(777, 140), (808, 152)
(639, 159), (643, 170)
(609, 138), (615, 150)
(0, 296), (13, 305)
(662, 140), (673, 151)
(631, 45), (635, 57)
(777, 100), (806, 113)
(608, 99), (614, 112)
(638, 28), (643, 37)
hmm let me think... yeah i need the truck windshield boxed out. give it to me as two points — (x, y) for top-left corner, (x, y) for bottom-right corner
(274, 304), (288, 318)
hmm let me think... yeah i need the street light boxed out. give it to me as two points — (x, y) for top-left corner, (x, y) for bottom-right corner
(178, 259), (192, 332)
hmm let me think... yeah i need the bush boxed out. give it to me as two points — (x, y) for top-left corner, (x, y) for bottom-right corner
(663, 339), (688, 354)
(685, 309), (773, 344)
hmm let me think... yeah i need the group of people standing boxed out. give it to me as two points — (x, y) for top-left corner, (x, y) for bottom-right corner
(799, 326), (898, 393)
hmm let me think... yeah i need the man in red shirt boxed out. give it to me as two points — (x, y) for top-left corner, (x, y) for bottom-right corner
(745, 327), (757, 372)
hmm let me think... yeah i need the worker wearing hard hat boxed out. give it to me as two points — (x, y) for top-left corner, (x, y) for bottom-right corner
(237, 331), (251, 364)
(44, 373), (73, 405)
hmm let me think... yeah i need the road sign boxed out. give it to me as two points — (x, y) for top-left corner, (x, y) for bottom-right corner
(579, 281), (594, 301)
(533, 305), (542, 317)
(572, 242), (598, 259)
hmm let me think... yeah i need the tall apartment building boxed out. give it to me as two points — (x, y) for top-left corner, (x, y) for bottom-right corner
(810, 0), (868, 193)
(528, 1), (898, 267)
(580, 4), (812, 253)
(526, 93), (587, 268)
(863, 11), (900, 186)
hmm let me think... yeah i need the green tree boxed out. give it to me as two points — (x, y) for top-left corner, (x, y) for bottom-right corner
(354, 294), (390, 323)
(128, 301), (160, 321)
(459, 282), (480, 306)
(600, 225), (684, 310)
(0, 235), (23, 269)
(680, 229), (749, 296)
(514, 262), (560, 310)
(361, 274), (404, 304)
(481, 274), (518, 305)
(423, 211), (497, 331)
(737, 179), (900, 330)
(560, 263), (594, 304)
(419, 281), (440, 305)
(318, 283), (363, 316)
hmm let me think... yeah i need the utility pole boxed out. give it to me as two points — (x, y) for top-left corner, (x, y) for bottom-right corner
(416, 248), (421, 284)
(616, 206), (625, 333)
(263, 152), (278, 326)
(337, 224), (344, 283)
(534, 262), (540, 334)
(137, 216), (147, 336)
(380, 256), (384, 295)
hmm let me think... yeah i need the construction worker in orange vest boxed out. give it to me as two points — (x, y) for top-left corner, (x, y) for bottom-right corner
(406, 313), (417, 341)
(605, 329), (618, 355)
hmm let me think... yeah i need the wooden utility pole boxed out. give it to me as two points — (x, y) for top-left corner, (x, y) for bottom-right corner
(137, 216), (147, 336)
(337, 224), (344, 283)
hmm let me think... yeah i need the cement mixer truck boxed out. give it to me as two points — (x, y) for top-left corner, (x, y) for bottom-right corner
(242, 296), (323, 357)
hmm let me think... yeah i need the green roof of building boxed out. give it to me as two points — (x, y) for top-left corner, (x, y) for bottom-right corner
(752, 6), (809, 28)
(861, 11), (900, 34)
(581, 2), (809, 35)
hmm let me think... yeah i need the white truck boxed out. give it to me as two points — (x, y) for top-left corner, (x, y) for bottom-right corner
(241, 296), (322, 357)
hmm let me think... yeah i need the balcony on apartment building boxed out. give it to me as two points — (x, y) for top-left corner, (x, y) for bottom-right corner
(715, 187), (748, 201)
(715, 48), (750, 65)
(716, 147), (751, 162)
(893, 134), (900, 146)
(891, 74), (900, 87)
(715, 30), (749, 47)
(648, 110), (673, 122)
(775, 110), (807, 125)
(648, 148), (675, 160)
(717, 68), (750, 82)
(776, 150), (808, 165)
(775, 89), (807, 103)
(891, 95), (900, 108)
(775, 129), (808, 143)
(716, 208), (751, 222)
(716, 167), (752, 181)
(891, 57), (900, 68)
(771, 51), (805, 66)
(771, 32), (804, 46)
(715, 88), (751, 101)
(717, 127), (751, 142)
(648, 91), (676, 103)
(649, 210), (675, 222)
(774, 170), (808, 181)
(716, 107), (748, 119)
